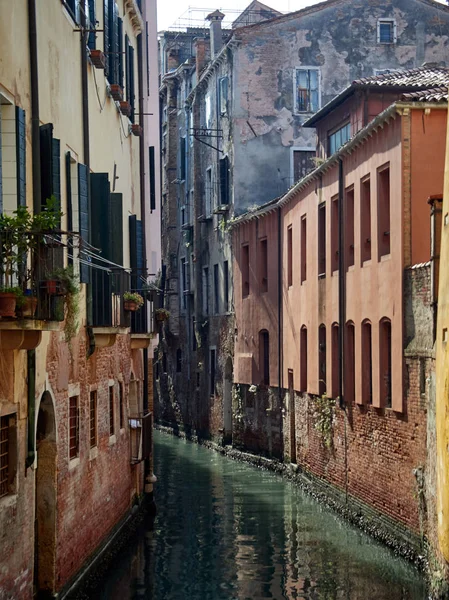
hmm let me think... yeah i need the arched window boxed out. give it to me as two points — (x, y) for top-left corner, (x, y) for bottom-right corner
(379, 318), (392, 407)
(361, 320), (372, 404)
(345, 321), (355, 404)
(318, 324), (326, 396)
(300, 326), (308, 391)
(259, 330), (270, 385)
(331, 323), (339, 398)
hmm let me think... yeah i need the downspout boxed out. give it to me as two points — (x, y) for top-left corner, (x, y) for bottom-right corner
(26, 0), (40, 469)
(277, 207), (282, 407)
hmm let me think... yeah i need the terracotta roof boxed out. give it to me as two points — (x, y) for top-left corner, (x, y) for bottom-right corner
(353, 66), (449, 89)
(401, 86), (449, 102)
(305, 66), (449, 126)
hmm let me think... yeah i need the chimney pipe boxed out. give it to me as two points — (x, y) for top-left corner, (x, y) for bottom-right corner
(206, 10), (225, 59)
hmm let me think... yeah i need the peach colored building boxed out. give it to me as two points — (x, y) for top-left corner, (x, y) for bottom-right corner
(232, 68), (448, 559)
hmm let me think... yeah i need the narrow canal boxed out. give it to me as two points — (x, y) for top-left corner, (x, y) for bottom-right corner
(77, 431), (426, 599)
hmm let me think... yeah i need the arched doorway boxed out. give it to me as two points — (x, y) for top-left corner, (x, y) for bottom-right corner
(223, 358), (233, 445)
(35, 391), (57, 597)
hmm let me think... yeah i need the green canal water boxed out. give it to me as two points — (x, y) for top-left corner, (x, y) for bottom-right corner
(83, 431), (426, 599)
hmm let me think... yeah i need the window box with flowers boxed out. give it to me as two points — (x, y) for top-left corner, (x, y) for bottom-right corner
(124, 292), (144, 312)
(155, 308), (170, 322)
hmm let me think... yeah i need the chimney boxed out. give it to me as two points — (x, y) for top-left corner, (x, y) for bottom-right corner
(194, 37), (208, 79)
(206, 10), (225, 59)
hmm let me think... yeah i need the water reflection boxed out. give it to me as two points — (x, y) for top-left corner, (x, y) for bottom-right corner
(79, 431), (425, 599)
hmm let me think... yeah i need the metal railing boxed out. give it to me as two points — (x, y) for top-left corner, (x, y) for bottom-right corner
(129, 411), (152, 464)
(92, 268), (130, 328)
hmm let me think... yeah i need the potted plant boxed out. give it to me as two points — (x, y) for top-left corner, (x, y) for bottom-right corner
(155, 307), (170, 322)
(18, 289), (38, 318)
(47, 266), (80, 344)
(124, 291), (144, 312)
(0, 287), (23, 318)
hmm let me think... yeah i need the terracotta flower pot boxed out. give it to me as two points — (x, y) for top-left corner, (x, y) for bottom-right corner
(124, 300), (139, 312)
(21, 296), (38, 317)
(0, 293), (17, 318)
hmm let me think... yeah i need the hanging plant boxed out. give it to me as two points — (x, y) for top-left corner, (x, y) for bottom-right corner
(49, 266), (80, 347)
(313, 394), (336, 449)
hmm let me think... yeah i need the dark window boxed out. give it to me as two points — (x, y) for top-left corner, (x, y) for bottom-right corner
(149, 146), (156, 210)
(360, 177), (371, 264)
(180, 137), (186, 180)
(378, 165), (390, 258)
(210, 349), (216, 397)
(109, 385), (115, 436)
(346, 187), (354, 269)
(69, 396), (79, 460)
(214, 264), (219, 314)
(318, 325), (326, 396)
(296, 69), (319, 113)
(318, 203), (326, 277)
(219, 156), (230, 206)
(331, 323), (339, 398)
(192, 317), (197, 351)
(259, 239), (268, 293)
(119, 382), (124, 429)
(0, 415), (14, 498)
(287, 226), (293, 287)
(300, 326), (307, 391)
(420, 358), (426, 397)
(203, 267), (209, 314)
(90, 391), (97, 448)
(219, 77), (228, 115)
(16, 107), (26, 207)
(301, 216), (307, 283)
(64, 0), (78, 21)
(259, 330), (270, 385)
(379, 319), (392, 408)
(181, 258), (187, 310)
(362, 321), (372, 404)
(379, 21), (395, 44)
(78, 163), (90, 283)
(293, 150), (314, 183)
(345, 322), (355, 404)
(242, 244), (250, 297)
(223, 261), (229, 312)
(176, 349), (182, 373)
(331, 196), (339, 273)
(88, 0), (96, 50)
(328, 122), (350, 155)
(162, 352), (167, 373)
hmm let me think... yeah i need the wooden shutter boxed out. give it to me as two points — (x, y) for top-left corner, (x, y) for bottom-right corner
(129, 214), (137, 272)
(52, 138), (61, 223)
(129, 45), (135, 122)
(125, 35), (130, 99)
(220, 156), (229, 205)
(118, 17), (124, 88)
(103, 0), (109, 78)
(129, 215), (144, 290)
(149, 146), (155, 211)
(78, 164), (90, 283)
(112, 2), (119, 84)
(91, 173), (111, 325)
(109, 193), (123, 266)
(88, 0), (96, 49)
(0, 109), (2, 213)
(66, 153), (73, 265)
(40, 123), (53, 210)
(15, 107), (26, 207)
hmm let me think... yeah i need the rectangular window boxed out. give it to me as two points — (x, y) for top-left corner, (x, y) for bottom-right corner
(109, 385), (115, 437)
(346, 187), (354, 269)
(361, 322), (372, 404)
(331, 324), (339, 398)
(192, 317), (197, 351)
(378, 19), (396, 44)
(328, 122), (350, 155)
(287, 226), (293, 287)
(181, 257), (187, 310)
(345, 323), (355, 404)
(214, 263), (219, 314)
(360, 177), (371, 263)
(210, 349), (216, 397)
(205, 167), (212, 216)
(219, 156), (230, 206)
(259, 330), (270, 385)
(202, 267), (209, 315)
(378, 165), (390, 258)
(224, 261), (229, 311)
(318, 203), (326, 277)
(90, 391), (97, 448)
(259, 239), (268, 293)
(331, 196), (339, 273)
(69, 396), (79, 460)
(219, 77), (228, 115)
(0, 415), (14, 498)
(180, 137), (186, 180)
(295, 68), (320, 113)
(300, 327), (308, 391)
(292, 149), (315, 183)
(119, 382), (124, 429)
(242, 244), (250, 297)
(301, 216), (307, 283)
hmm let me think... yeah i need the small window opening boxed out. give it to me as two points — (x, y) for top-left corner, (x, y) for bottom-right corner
(259, 330), (270, 385)
(69, 396), (80, 459)
(259, 238), (268, 293)
(361, 177), (371, 264)
(301, 216), (307, 283)
(318, 203), (326, 277)
(319, 324), (326, 396)
(287, 226), (293, 287)
(331, 196), (339, 273)
(300, 326), (308, 391)
(346, 187), (354, 269)
(379, 319), (392, 408)
(361, 321), (372, 404)
(378, 165), (390, 259)
(242, 244), (250, 297)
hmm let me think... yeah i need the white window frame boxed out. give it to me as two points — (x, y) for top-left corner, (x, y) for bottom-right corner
(293, 67), (321, 115)
(290, 146), (315, 185)
(377, 19), (397, 44)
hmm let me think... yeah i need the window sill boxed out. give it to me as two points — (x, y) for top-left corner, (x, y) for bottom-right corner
(0, 493), (17, 508)
(380, 254), (391, 263)
(89, 446), (98, 461)
(347, 265), (355, 272)
(109, 435), (117, 446)
(69, 456), (80, 470)
(120, 427), (126, 436)
(318, 273), (326, 280)
(362, 259), (372, 267)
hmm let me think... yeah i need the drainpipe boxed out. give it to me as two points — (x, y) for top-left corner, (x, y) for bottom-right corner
(26, 0), (40, 470)
(338, 158), (345, 409)
(277, 207), (282, 407)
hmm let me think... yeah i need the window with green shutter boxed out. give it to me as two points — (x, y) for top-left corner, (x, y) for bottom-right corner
(88, 0), (96, 50)
(78, 164), (90, 283)
(103, 0), (109, 78)
(15, 107), (26, 208)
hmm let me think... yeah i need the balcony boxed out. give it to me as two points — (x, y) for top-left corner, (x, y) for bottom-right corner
(91, 269), (130, 347)
(0, 230), (70, 349)
(128, 273), (156, 349)
(129, 411), (152, 464)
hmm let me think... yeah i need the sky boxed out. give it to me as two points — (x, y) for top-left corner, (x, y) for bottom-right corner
(157, 0), (448, 32)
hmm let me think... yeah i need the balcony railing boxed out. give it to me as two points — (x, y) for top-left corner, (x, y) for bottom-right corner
(0, 230), (71, 322)
(92, 268), (130, 328)
(129, 411), (152, 464)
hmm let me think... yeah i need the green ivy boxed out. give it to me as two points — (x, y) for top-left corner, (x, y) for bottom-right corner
(313, 394), (336, 449)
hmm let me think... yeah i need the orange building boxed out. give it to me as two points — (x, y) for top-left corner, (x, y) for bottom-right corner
(232, 68), (448, 561)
